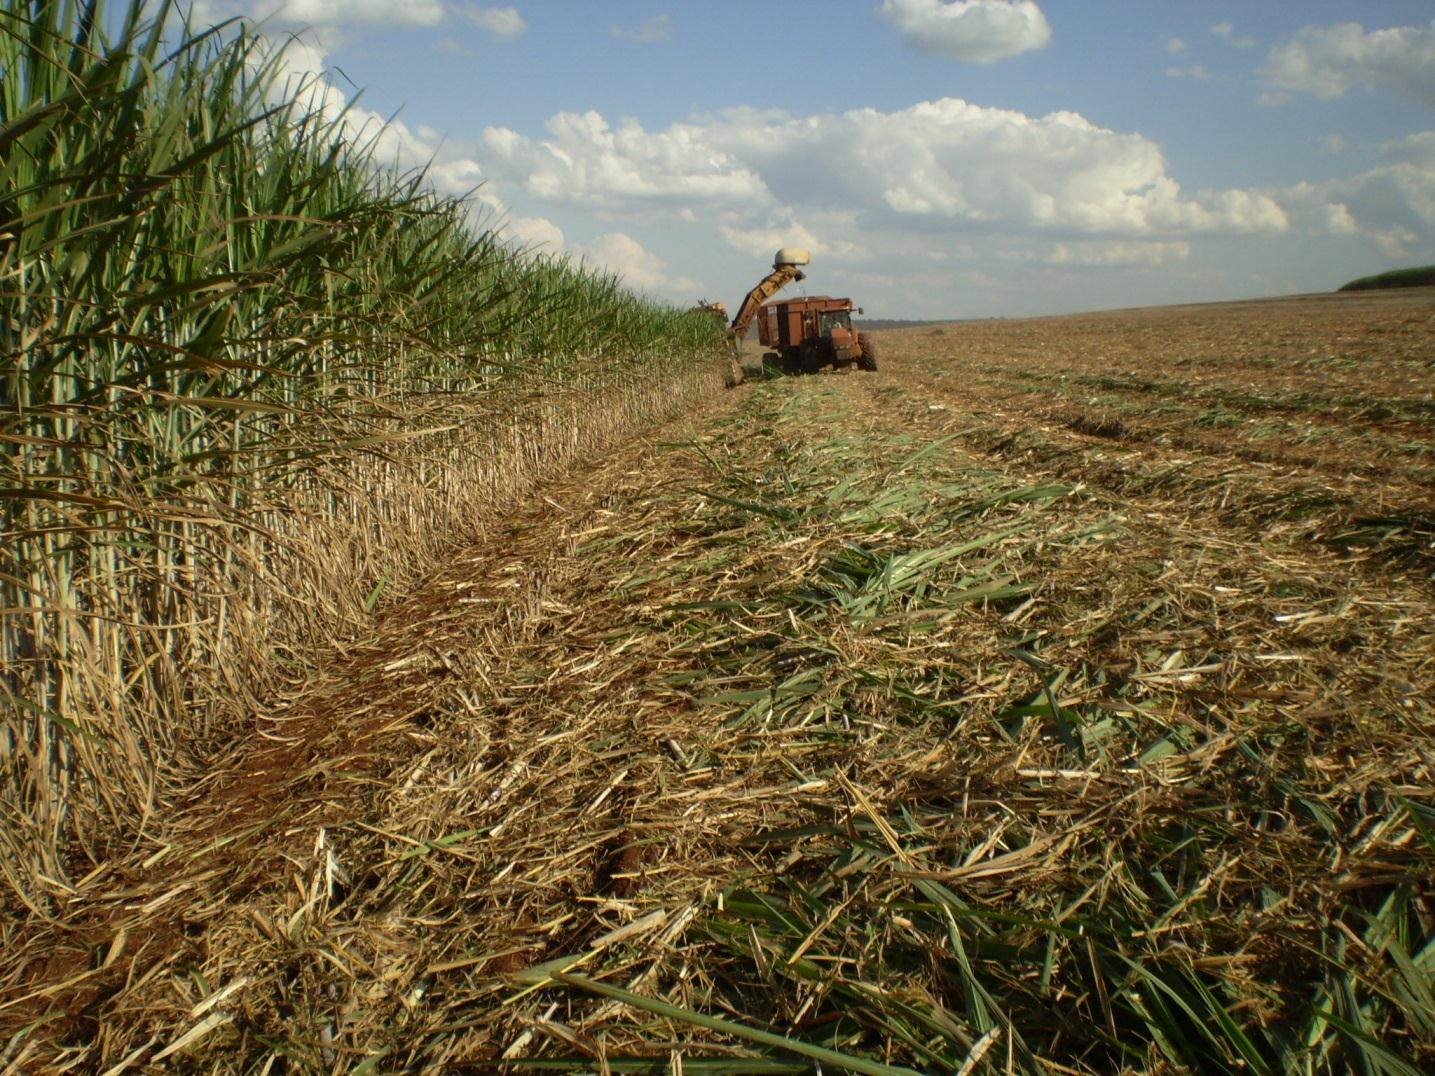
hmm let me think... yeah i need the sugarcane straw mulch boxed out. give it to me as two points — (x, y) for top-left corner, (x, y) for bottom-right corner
(3, 291), (1433, 1073)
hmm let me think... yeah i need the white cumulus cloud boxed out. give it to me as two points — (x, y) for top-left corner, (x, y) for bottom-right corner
(572, 233), (698, 297)
(695, 99), (1287, 237)
(1211, 21), (1255, 49)
(718, 213), (865, 262)
(1321, 203), (1359, 236)
(459, 4), (525, 39)
(277, 0), (443, 25)
(258, 37), (457, 172)
(456, 186), (564, 252)
(876, 0), (1051, 64)
(610, 14), (672, 43)
(245, 32), (511, 241)
(1259, 19), (1435, 106)
(1270, 136), (1435, 258)
(480, 110), (772, 215)
(504, 215), (565, 252)
(1381, 130), (1435, 167)
(477, 99), (1292, 242)
(195, 0), (526, 37)
(190, 0), (444, 30)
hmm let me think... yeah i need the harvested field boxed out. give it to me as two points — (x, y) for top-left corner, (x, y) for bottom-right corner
(898, 290), (1435, 574)
(4, 291), (1434, 1073)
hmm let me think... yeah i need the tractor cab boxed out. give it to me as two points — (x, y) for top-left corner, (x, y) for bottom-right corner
(758, 296), (854, 351)
(819, 308), (852, 336)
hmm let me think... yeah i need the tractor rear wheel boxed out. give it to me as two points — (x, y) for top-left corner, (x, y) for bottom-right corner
(857, 334), (878, 371)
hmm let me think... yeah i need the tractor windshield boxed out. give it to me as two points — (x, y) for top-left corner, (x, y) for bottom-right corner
(820, 310), (851, 335)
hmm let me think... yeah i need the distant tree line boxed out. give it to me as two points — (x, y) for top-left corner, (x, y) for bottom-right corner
(1338, 266), (1435, 291)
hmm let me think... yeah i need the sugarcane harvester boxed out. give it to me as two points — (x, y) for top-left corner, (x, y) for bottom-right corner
(725, 248), (878, 383)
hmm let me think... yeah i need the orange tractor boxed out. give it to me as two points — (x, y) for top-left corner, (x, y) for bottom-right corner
(727, 249), (878, 379)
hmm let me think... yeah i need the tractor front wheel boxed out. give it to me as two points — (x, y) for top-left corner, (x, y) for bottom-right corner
(857, 334), (879, 371)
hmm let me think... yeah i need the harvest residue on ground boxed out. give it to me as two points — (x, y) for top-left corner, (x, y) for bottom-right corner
(6, 291), (1433, 1072)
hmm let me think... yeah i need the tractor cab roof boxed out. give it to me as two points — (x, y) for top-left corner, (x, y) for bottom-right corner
(768, 295), (853, 310)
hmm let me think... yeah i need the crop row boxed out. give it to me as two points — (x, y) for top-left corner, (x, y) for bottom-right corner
(0, 0), (725, 909)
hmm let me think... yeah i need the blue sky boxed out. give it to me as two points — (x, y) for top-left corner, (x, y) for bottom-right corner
(194, 1), (1435, 318)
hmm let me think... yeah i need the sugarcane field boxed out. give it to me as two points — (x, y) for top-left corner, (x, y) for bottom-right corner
(3, 1), (1435, 1073)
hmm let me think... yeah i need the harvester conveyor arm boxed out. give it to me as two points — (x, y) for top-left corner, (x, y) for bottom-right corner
(728, 264), (805, 342)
